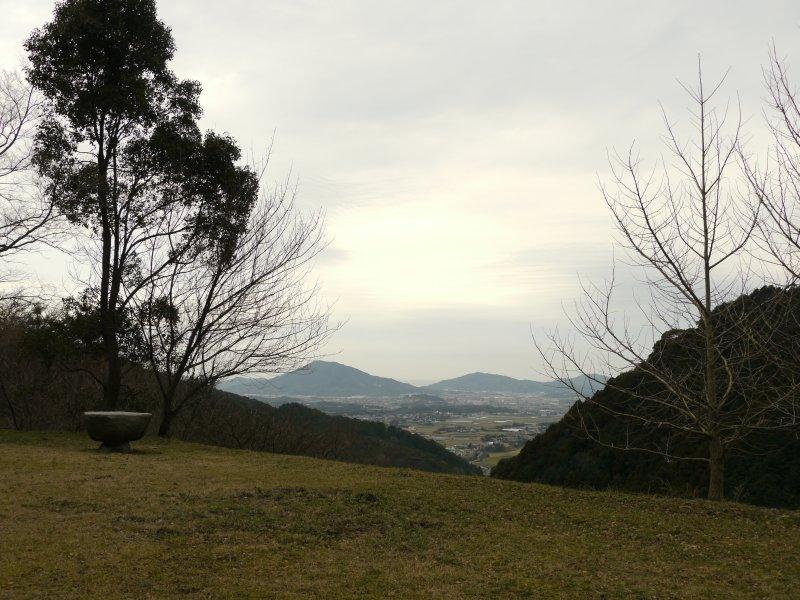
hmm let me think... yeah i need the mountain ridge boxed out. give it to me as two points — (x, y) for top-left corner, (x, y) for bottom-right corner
(219, 360), (603, 398)
(219, 361), (418, 397)
(424, 371), (603, 395)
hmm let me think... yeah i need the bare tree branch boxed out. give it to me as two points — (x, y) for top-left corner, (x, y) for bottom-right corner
(535, 61), (789, 501)
(133, 165), (335, 436)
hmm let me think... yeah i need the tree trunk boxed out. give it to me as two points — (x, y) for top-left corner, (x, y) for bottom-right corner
(0, 374), (19, 430)
(97, 144), (121, 412)
(103, 338), (122, 410)
(708, 436), (725, 501)
(158, 394), (174, 437)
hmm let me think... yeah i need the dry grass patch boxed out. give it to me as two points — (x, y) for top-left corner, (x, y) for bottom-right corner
(1, 430), (799, 598)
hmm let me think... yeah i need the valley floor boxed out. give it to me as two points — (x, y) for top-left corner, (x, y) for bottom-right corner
(1, 431), (798, 599)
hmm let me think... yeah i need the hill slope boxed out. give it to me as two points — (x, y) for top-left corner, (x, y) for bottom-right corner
(219, 360), (419, 397)
(174, 389), (480, 475)
(1, 431), (798, 598)
(492, 287), (800, 507)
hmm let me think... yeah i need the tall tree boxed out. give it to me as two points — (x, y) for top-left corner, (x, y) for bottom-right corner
(536, 63), (787, 501)
(26, 0), (257, 409)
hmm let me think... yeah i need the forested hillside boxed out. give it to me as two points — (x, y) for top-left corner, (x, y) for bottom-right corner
(493, 287), (800, 508)
(176, 391), (481, 474)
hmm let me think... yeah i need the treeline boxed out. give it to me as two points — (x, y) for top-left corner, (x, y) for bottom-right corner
(0, 302), (478, 474)
(180, 394), (480, 474)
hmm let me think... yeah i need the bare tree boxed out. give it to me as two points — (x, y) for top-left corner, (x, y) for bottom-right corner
(535, 62), (794, 501)
(0, 71), (53, 270)
(134, 172), (332, 436)
(0, 71), (60, 423)
(739, 48), (800, 427)
(741, 46), (800, 440)
(743, 47), (800, 283)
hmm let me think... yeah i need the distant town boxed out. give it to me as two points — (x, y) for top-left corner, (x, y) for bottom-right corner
(244, 389), (574, 473)
(218, 360), (592, 472)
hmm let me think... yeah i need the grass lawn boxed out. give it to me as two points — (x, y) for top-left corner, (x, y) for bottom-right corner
(478, 448), (521, 469)
(1, 430), (799, 599)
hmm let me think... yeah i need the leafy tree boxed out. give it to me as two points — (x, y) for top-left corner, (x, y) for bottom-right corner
(25, 0), (257, 408)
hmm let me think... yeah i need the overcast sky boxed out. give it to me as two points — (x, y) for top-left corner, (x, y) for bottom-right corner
(2, 1), (799, 383)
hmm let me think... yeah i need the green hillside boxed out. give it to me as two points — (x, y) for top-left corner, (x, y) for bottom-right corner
(2, 431), (798, 599)
(492, 287), (800, 508)
(176, 392), (480, 475)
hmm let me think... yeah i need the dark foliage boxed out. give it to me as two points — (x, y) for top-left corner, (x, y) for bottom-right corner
(25, 0), (259, 410)
(0, 299), (477, 476)
(493, 286), (800, 508)
(174, 393), (481, 475)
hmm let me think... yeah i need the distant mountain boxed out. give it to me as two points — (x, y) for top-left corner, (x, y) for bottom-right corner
(219, 361), (604, 398)
(219, 360), (419, 398)
(425, 372), (604, 396)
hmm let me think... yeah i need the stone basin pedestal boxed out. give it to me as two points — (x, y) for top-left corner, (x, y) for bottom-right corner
(83, 411), (152, 453)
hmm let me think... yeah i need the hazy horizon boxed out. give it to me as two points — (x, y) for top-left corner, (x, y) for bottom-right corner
(228, 358), (561, 386)
(2, 1), (799, 381)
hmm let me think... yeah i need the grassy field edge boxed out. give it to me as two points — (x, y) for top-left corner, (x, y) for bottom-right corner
(1, 430), (799, 599)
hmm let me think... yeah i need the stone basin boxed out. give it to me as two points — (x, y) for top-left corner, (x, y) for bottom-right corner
(83, 411), (152, 452)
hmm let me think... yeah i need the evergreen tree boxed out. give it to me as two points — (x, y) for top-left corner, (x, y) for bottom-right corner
(26, 0), (258, 408)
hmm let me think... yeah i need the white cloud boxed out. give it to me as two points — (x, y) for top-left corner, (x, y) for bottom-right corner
(2, 0), (799, 380)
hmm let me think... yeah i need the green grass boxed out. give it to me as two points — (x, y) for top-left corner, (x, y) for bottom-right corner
(1, 431), (799, 599)
(478, 448), (521, 469)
